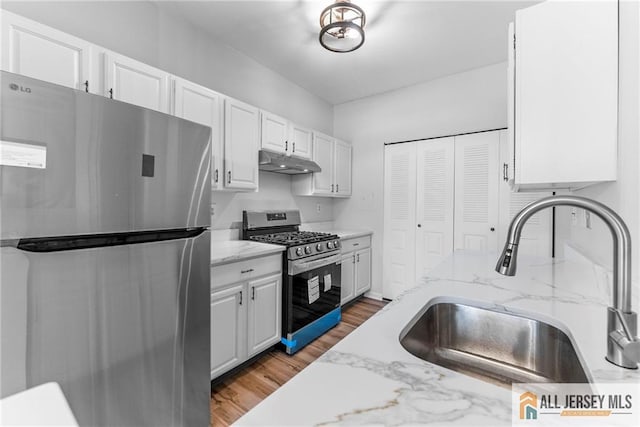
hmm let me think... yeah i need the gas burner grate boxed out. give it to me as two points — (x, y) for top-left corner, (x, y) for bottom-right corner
(249, 231), (338, 247)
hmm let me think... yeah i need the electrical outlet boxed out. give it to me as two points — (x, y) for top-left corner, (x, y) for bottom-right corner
(316, 203), (321, 213)
(585, 210), (592, 229)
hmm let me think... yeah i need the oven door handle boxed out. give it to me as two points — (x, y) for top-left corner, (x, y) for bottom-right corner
(289, 253), (342, 276)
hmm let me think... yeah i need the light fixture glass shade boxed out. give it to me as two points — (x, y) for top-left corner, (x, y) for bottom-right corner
(319, 1), (366, 53)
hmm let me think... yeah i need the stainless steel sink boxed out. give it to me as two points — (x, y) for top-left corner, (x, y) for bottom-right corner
(399, 297), (591, 387)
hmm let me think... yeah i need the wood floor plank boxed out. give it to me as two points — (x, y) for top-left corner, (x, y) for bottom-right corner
(210, 297), (387, 426)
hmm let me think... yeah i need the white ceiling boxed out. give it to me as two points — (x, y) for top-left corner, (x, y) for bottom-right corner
(156, 1), (537, 105)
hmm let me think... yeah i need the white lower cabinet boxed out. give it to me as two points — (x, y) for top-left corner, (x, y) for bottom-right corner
(246, 274), (281, 358)
(340, 235), (372, 305)
(211, 254), (282, 380)
(210, 283), (245, 379)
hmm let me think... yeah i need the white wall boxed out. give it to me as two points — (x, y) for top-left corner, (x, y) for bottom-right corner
(213, 172), (334, 229)
(333, 63), (508, 298)
(1, 1), (335, 229)
(557, 0), (639, 285)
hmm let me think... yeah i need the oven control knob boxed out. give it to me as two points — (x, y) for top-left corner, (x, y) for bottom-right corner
(296, 247), (303, 256)
(327, 241), (333, 249)
(304, 246), (311, 254)
(334, 240), (340, 248)
(316, 243), (323, 251)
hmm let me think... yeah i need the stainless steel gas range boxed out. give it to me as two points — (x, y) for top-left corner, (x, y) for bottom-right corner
(242, 210), (341, 354)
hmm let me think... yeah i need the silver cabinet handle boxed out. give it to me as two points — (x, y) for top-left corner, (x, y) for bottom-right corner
(292, 142), (295, 152)
(227, 171), (231, 184)
(251, 287), (255, 300)
(108, 88), (113, 99)
(331, 184), (334, 192)
(357, 253), (360, 262)
(336, 184), (339, 193)
(84, 80), (89, 93)
(352, 254), (356, 264)
(239, 291), (243, 305)
(215, 169), (219, 183)
(240, 268), (253, 274)
(503, 163), (509, 181)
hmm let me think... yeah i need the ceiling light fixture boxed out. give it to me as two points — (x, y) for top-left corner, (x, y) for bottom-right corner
(319, 0), (366, 53)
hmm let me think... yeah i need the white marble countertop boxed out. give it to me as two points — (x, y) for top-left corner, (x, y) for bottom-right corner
(333, 229), (373, 240)
(211, 240), (284, 266)
(236, 251), (640, 426)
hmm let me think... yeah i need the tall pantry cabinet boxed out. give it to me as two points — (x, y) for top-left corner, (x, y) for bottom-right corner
(383, 130), (551, 300)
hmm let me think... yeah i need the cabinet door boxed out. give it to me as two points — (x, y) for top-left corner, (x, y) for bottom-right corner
(334, 140), (352, 197)
(224, 98), (259, 190)
(311, 132), (335, 195)
(382, 142), (417, 300)
(354, 248), (371, 295)
(261, 111), (288, 154)
(506, 22), (516, 184)
(340, 252), (355, 305)
(288, 123), (312, 160)
(499, 132), (552, 257)
(414, 138), (455, 280)
(211, 283), (245, 379)
(104, 51), (170, 113)
(514, 1), (617, 187)
(1, 11), (95, 92)
(247, 274), (281, 358)
(173, 78), (223, 189)
(453, 132), (500, 253)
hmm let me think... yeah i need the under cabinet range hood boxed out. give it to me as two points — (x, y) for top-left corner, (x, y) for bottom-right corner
(258, 150), (321, 175)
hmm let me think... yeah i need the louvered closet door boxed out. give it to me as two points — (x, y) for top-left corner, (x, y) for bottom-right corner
(383, 142), (417, 300)
(454, 132), (500, 252)
(415, 138), (455, 280)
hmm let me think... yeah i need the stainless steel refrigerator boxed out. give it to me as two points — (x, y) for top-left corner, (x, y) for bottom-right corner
(0, 71), (211, 426)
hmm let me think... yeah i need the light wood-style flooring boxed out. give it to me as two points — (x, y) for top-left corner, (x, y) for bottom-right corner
(210, 297), (388, 426)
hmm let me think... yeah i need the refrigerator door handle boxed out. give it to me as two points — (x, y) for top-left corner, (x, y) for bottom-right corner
(0, 228), (207, 253)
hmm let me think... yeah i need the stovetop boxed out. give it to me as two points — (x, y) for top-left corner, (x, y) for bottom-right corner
(248, 231), (339, 247)
(242, 210), (341, 260)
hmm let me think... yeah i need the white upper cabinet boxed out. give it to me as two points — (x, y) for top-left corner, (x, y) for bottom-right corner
(1, 11), (97, 92)
(288, 123), (312, 160)
(224, 98), (260, 191)
(260, 111), (288, 154)
(173, 77), (224, 189)
(334, 139), (352, 197)
(509, 1), (618, 190)
(261, 112), (313, 160)
(104, 51), (170, 113)
(310, 132), (335, 195)
(291, 132), (352, 197)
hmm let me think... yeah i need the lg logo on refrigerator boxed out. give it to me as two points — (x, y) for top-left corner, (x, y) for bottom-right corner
(9, 83), (31, 93)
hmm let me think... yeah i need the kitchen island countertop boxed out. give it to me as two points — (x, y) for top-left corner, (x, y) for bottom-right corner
(211, 240), (284, 267)
(236, 250), (640, 426)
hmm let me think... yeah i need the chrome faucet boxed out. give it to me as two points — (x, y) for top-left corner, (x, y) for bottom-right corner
(496, 195), (640, 369)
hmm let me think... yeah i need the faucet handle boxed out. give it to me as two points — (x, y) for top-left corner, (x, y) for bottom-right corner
(608, 308), (640, 368)
(609, 330), (640, 363)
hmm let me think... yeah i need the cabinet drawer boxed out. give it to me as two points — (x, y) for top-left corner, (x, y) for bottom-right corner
(341, 235), (371, 252)
(212, 254), (282, 290)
